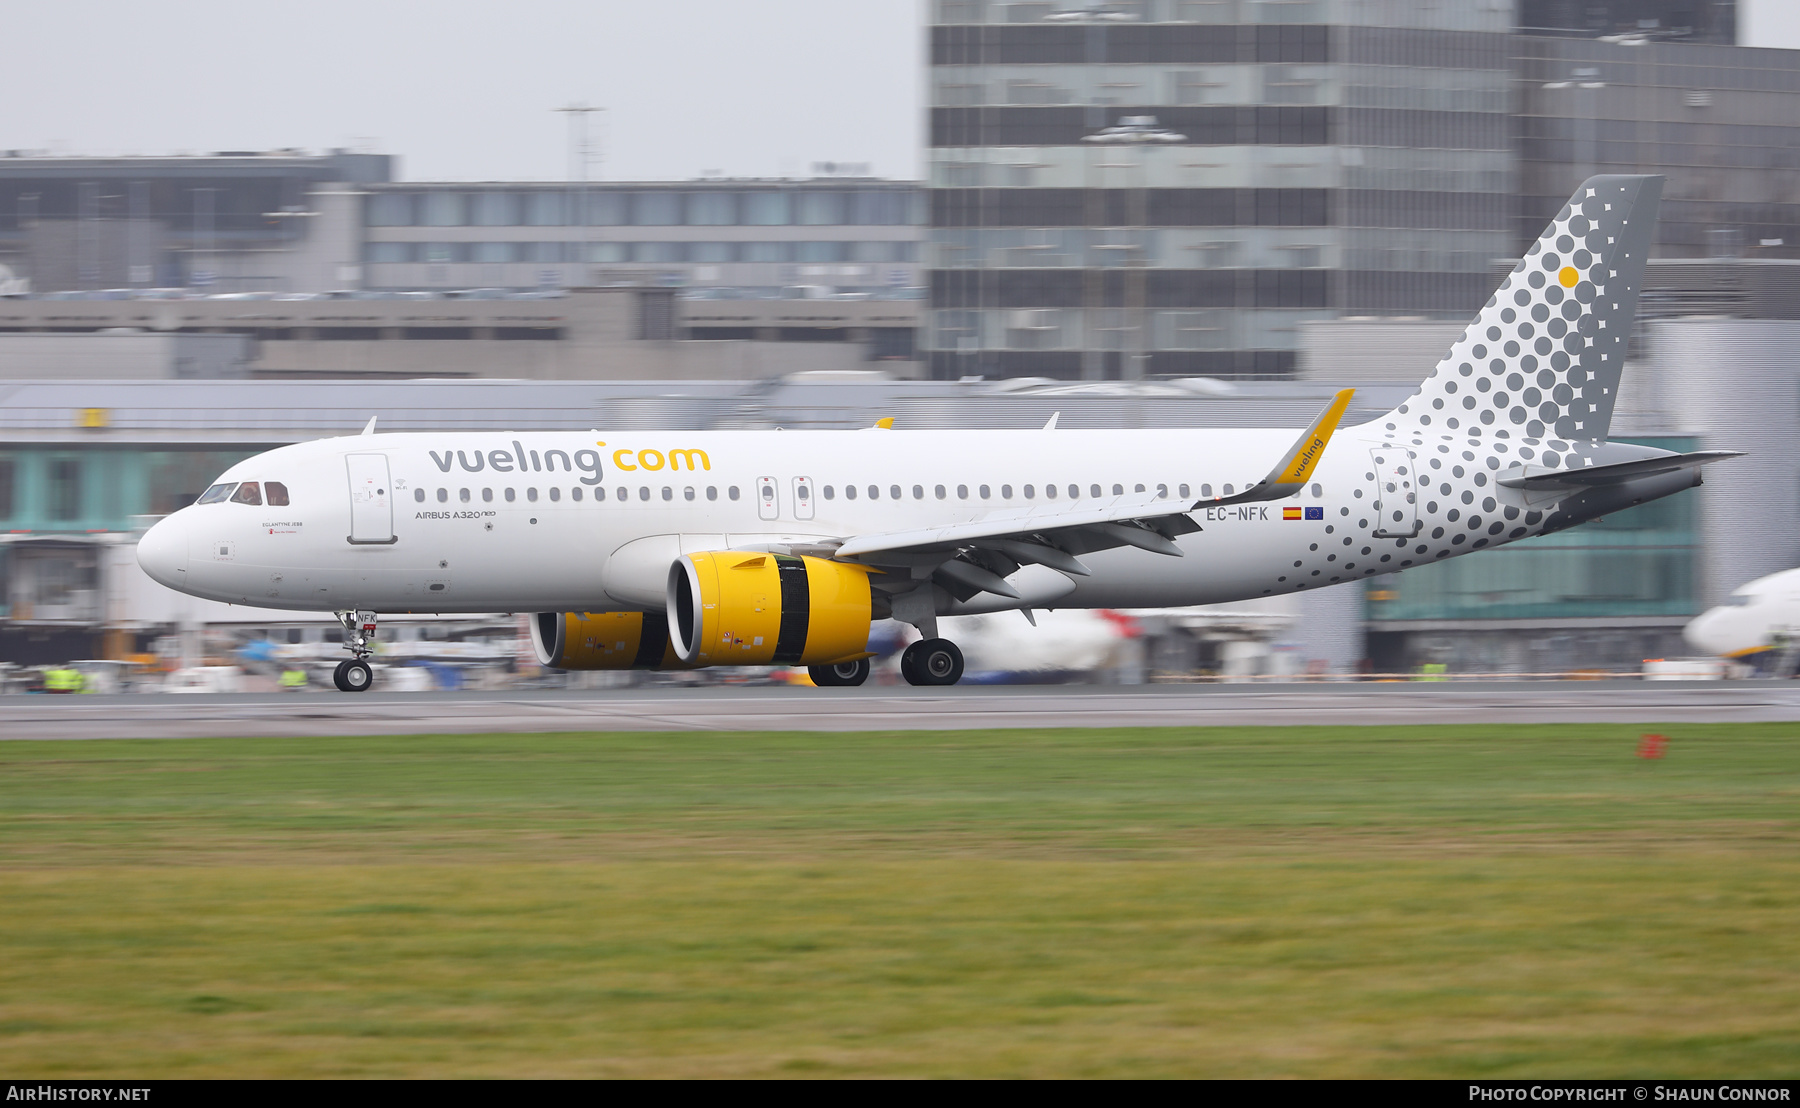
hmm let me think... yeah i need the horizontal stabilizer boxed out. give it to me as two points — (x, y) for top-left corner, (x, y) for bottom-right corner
(1200, 388), (1354, 508)
(1499, 450), (1743, 492)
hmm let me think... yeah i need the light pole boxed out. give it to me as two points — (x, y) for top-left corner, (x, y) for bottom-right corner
(189, 188), (219, 292)
(556, 104), (605, 288)
(1084, 116), (1184, 380)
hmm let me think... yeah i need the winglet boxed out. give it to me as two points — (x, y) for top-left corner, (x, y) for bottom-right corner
(361, 415), (378, 436)
(874, 417), (894, 430)
(1201, 388), (1354, 508)
(1043, 412), (1060, 430)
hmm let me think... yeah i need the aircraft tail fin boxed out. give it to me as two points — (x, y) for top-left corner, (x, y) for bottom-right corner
(1386, 174), (1662, 444)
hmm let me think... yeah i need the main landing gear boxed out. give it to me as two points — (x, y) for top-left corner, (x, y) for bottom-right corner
(901, 638), (965, 687)
(332, 609), (378, 693)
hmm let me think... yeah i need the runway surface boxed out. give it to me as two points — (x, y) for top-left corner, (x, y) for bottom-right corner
(3, 681), (1800, 740)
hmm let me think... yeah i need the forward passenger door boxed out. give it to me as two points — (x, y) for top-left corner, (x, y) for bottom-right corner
(346, 454), (396, 545)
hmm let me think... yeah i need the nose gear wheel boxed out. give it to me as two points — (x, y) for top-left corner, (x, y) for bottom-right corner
(333, 659), (373, 693)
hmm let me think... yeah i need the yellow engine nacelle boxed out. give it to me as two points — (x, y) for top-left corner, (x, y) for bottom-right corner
(531, 610), (682, 670)
(668, 552), (880, 668)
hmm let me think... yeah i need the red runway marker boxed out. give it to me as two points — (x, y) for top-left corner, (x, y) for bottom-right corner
(1638, 733), (1667, 759)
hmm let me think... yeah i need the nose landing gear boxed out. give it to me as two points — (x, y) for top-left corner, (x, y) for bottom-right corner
(332, 610), (379, 693)
(333, 658), (373, 692)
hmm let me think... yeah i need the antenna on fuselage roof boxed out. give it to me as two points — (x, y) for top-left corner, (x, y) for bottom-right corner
(360, 416), (378, 436)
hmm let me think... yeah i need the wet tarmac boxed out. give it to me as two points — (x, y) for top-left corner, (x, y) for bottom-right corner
(3, 681), (1799, 740)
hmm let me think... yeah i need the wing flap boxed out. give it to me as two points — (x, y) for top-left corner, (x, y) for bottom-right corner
(834, 493), (1186, 559)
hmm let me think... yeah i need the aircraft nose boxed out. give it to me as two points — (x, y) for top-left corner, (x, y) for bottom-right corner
(1683, 609), (1729, 656)
(137, 515), (190, 590)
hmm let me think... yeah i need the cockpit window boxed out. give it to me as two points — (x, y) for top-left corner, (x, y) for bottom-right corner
(196, 483), (237, 505)
(230, 482), (263, 506)
(265, 481), (290, 507)
(1725, 594), (1753, 607)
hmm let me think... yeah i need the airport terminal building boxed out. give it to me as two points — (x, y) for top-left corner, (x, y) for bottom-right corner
(1, 0), (1797, 676)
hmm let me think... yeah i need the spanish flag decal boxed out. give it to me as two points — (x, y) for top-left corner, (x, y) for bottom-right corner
(1283, 506), (1304, 520)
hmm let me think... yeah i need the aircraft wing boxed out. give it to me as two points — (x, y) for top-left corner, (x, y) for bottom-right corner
(828, 389), (1356, 601)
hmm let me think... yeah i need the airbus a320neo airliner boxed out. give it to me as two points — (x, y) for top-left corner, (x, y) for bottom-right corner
(138, 175), (1740, 692)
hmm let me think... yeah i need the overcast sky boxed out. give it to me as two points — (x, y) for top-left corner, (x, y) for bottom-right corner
(8, 0), (1800, 185)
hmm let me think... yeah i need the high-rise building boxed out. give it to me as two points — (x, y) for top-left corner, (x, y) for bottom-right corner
(924, 0), (1516, 381)
(1518, 0), (1735, 45)
(1514, 27), (1800, 260)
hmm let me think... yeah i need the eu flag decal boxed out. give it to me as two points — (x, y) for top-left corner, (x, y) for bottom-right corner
(1283, 507), (1303, 520)
(1304, 506), (1324, 520)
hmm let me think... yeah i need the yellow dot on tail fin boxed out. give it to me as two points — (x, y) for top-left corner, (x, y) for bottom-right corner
(874, 417), (894, 430)
(1558, 266), (1579, 288)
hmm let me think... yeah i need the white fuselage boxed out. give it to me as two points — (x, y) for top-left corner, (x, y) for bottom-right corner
(1685, 567), (1800, 660)
(136, 423), (1548, 616)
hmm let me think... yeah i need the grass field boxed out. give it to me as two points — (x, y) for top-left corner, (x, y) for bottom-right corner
(1, 723), (1797, 1077)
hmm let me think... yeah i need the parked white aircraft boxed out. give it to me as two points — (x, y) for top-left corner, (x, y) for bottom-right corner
(138, 176), (1740, 692)
(1684, 567), (1800, 670)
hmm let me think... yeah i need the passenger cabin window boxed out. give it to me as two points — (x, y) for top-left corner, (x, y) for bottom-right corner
(231, 482), (263, 506)
(197, 483), (236, 505)
(823, 486), (835, 500)
(912, 485), (924, 500)
(266, 482), (290, 506)
(527, 488), (539, 502)
(980, 485), (991, 499)
(414, 488), (426, 503)
(437, 488), (449, 503)
(549, 488), (561, 502)
(1068, 484), (1078, 499)
(460, 488), (471, 502)
(868, 485), (879, 500)
(729, 486), (741, 500)
(1001, 485), (1012, 498)
(506, 488), (517, 502)
(482, 488), (493, 502)
(707, 487), (718, 501)
(1091, 484), (1102, 498)
(1114, 483), (1125, 495)
(890, 485), (902, 500)
(1179, 484), (1190, 498)
(1156, 484), (1168, 498)
(1045, 484), (1056, 499)
(1023, 485), (1035, 499)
